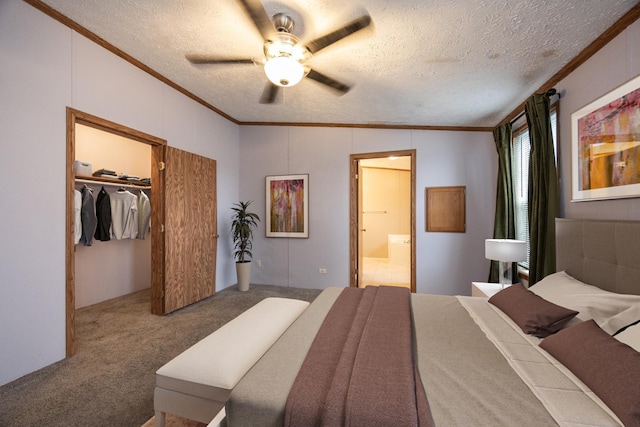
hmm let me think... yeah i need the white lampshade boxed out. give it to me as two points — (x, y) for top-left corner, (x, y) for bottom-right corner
(264, 56), (305, 87)
(485, 239), (527, 262)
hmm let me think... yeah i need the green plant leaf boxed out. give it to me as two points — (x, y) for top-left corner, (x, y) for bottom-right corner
(230, 200), (261, 262)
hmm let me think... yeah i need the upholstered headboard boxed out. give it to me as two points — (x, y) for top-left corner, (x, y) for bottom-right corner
(555, 218), (640, 296)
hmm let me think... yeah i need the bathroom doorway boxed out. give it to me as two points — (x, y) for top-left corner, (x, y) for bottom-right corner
(349, 150), (416, 291)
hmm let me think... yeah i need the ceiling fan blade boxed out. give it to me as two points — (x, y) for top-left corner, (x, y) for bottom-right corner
(306, 69), (351, 94)
(186, 54), (256, 65)
(237, 0), (276, 40)
(260, 82), (280, 104)
(303, 14), (372, 55)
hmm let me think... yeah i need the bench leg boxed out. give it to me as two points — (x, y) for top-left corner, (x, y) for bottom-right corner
(208, 407), (226, 427)
(155, 410), (166, 427)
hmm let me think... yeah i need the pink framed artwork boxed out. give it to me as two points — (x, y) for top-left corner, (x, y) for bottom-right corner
(572, 74), (640, 201)
(265, 174), (309, 238)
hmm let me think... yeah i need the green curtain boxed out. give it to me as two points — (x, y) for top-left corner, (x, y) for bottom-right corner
(488, 123), (515, 283)
(525, 93), (560, 286)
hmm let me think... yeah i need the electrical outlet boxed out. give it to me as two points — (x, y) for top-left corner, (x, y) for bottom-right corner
(256, 260), (262, 267)
(319, 268), (327, 274)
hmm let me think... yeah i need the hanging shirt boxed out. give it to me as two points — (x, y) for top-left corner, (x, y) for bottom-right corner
(137, 190), (151, 240)
(110, 189), (138, 240)
(80, 187), (97, 246)
(94, 186), (112, 241)
(74, 189), (82, 245)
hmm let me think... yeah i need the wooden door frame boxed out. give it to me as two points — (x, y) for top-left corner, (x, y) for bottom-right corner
(65, 107), (166, 356)
(349, 149), (417, 292)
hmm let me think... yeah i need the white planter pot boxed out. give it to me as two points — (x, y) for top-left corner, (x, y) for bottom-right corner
(236, 261), (252, 292)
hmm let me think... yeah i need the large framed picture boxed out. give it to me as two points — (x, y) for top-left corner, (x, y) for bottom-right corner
(571, 74), (640, 201)
(266, 174), (309, 238)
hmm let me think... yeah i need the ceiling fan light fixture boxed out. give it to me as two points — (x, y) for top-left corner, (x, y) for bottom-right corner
(264, 35), (307, 62)
(264, 56), (305, 87)
(187, 6), (370, 103)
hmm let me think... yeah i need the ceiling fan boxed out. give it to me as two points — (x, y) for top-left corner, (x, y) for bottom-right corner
(186, 0), (372, 104)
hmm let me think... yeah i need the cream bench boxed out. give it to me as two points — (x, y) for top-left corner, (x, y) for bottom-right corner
(154, 297), (310, 427)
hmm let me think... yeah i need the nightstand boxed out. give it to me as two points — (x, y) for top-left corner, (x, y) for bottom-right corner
(471, 282), (508, 298)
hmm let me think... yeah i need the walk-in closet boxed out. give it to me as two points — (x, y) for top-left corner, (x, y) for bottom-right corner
(74, 124), (152, 308)
(66, 108), (218, 357)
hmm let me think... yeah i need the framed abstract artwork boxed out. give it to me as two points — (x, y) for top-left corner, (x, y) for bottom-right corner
(571, 74), (640, 201)
(266, 174), (309, 238)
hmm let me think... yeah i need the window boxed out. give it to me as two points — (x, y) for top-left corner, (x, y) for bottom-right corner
(512, 107), (557, 270)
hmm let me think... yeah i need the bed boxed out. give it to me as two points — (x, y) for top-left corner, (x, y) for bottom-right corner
(225, 218), (640, 426)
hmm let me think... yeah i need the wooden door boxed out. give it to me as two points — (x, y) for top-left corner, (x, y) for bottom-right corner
(157, 146), (217, 314)
(357, 160), (364, 288)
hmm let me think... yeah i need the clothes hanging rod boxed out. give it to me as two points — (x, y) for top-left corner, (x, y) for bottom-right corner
(75, 178), (151, 190)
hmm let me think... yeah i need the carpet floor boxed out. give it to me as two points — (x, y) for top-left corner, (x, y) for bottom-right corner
(0, 284), (322, 427)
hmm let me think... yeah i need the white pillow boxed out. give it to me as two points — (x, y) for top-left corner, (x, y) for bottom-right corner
(615, 322), (640, 352)
(529, 271), (640, 334)
(601, 305), (640, 336)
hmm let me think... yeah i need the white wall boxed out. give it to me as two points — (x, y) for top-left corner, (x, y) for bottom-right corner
(239, 126), (354, 289)
(414, 130), (497, 295)
(0, 0), (71, 389)
(556, 20), (640, 220)
(0, 0), (240, 386)
(362, 167), (411, 258)
(240, 126), (497, 296)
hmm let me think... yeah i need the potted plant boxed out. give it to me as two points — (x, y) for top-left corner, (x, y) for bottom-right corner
(231, 201), (260, 291)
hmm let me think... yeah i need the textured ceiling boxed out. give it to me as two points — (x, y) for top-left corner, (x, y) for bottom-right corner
(36, 0), (640, 128)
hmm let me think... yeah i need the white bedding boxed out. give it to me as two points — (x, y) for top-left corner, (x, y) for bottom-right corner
(459, 296), (623, 427)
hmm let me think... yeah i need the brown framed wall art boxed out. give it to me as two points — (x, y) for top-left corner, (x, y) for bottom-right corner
(426, 186), (466, 232)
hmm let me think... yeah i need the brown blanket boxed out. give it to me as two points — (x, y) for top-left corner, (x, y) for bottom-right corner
(283, 286), (434, 427)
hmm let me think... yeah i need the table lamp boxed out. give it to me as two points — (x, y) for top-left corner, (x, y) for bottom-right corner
(485, 239), (527, 288)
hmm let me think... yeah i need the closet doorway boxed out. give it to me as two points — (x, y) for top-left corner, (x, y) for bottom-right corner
(349, 150), (416, 292)
(65, 108), (218, 356)
(74, 124), (153, 309)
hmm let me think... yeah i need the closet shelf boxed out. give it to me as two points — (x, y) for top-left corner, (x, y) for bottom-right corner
(75, 174), (151, 190)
